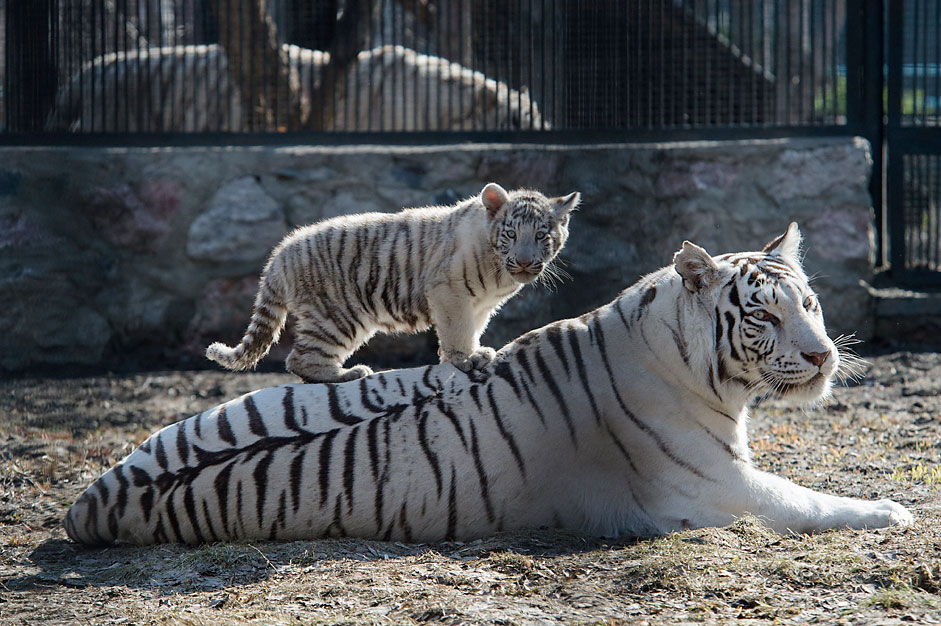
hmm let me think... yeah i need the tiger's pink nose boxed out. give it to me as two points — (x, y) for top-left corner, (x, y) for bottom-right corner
(801, 351), (829, 367)
(516, 260), (532, 269)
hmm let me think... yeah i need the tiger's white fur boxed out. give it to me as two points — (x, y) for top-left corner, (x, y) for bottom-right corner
(46, 44), (545, 133)
(65, 224), (912, 545)
(206, 183), (578, 383)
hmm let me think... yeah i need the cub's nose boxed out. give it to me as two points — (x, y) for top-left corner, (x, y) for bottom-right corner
(516, 260), (533, 270)
(801, 351), (830, 368)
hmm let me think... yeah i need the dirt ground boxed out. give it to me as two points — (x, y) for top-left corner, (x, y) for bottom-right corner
(1, 351), (940, 625)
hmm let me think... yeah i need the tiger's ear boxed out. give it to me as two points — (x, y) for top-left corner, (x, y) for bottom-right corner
(762, 222), (802, 264)
(480, 183), (510, 218)
(550, 191), (580, 224)
(674, 241), (720, 293)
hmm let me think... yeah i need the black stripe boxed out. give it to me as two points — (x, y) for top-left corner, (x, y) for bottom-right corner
(366, 415), (381, 481)
(318, 429), (338, 506)
(398, 501), (414, 543)
(201, 499), (220, 543)
(637, 284), (657, 319)
(533, 347), (577, 444)
(327, 384), (363, 425)
(282, 386), (303, 432)
(486, 385), (527, 478)
(175, 425), (189, 466)
(214, 462), (234, 534)
(566, 327), (601, 423)
(468, 421), (495, 523)
(728, 282), (740, 307)
(665, 321), (691, 367)
(253, 451), (274, 526)
(183, 486), (206, 544)
(725, 311), (742, 362)
(290, 446), (305, 513)
(216, 406), (236, 446)
(113, 463), (129, 517)
(446, 464), (458, 540)
(342, 426), (358, 512)
(417, 408), (443, 497)
(544, 324), (571, 378)
(154, 433), (168, 471)
(436, 400), (469, 449)
(140, 487), (154, 525)
(164, 496), (184, 543)
(359, 378), (385, 413)
(276, 491), (287, 534)
(245, 396), (269, 437)
(492, 360), (522, 400)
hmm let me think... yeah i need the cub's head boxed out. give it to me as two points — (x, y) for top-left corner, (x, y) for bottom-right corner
(480, 183), (579, 286)
(674, 223), (857, 404)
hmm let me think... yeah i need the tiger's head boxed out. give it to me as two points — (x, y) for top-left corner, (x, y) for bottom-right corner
(674, 223), (856, 405)
(480, 183), (579, 286)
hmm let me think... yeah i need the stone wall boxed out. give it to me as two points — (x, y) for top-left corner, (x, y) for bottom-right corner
(0, 137), (875, 373)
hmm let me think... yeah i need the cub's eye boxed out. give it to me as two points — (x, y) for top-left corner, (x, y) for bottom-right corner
(750, 310), (780, 325)
(803, 295), (817, 311)
(505, 230), (516, 240)
(535, 231), (547, 240)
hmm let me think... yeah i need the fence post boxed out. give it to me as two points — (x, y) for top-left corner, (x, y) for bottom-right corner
(886, 0), (906, 276)
(5, 0), (59, 132)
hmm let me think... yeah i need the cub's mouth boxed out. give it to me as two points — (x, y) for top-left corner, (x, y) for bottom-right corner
(510, 270), (540, 284)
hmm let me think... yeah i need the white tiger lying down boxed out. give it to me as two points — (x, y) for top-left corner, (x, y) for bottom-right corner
(65, 223), (912, 545)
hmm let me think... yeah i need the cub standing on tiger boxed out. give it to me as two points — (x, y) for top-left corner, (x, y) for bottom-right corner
(206, 183), (579, 383)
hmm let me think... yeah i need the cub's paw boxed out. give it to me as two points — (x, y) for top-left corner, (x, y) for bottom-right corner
(338, 365), (375, 382)
(445, 348), (496, 373)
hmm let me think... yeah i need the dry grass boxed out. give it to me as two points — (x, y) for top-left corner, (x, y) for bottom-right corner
(1, 352), (940, 625)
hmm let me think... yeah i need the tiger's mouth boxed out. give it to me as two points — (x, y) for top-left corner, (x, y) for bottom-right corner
(771, 372), (832, 400)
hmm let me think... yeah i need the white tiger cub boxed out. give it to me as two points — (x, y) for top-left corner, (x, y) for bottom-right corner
(206, 184), (578, 383)
(65, 224), (912, 545)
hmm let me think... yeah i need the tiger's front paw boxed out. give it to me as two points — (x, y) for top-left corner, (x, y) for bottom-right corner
(445, 347), (497, 373)
(879, 499), (914, 527)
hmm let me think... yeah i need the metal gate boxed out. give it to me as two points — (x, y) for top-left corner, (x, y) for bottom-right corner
(885, 0), (941, 285)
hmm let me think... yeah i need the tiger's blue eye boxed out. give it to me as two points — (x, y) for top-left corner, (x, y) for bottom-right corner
(751, 310), (780, 325)
(535, 231), (547, 240)
(506, 231), (516, 239)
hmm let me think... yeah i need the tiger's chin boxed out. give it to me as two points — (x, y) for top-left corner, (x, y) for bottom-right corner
(773, 373), (835, 405)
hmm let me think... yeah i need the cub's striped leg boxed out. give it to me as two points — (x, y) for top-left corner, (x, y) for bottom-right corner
(286, 305), (376, 383)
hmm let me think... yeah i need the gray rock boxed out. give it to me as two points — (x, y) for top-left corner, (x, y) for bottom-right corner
(186, 176), (288, 263)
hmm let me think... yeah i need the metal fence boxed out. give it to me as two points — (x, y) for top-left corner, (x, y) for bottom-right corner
(2, 0), (852, 137)
(885, 0), (941, 284)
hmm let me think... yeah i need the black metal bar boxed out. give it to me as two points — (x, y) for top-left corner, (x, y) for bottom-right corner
(886, 0), (907, 275)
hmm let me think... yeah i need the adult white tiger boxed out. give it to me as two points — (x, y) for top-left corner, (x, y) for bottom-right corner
(65, 224), (912, 545)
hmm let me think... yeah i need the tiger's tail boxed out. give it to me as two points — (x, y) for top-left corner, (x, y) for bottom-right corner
(206, 272), (288, 371)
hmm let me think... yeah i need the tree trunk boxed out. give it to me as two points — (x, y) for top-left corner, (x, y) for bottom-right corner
(209, 0), (300, 131)
(307, 0), (378, 130)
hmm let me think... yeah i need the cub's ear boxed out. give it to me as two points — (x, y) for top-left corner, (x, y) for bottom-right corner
(480, 183), (510, 218)
(674, 241), (719, 293)
(762, 222), (802, 265)
(550, 191), (580, 223)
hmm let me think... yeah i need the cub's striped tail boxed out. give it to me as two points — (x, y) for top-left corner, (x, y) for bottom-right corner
(206, 273), (288, 371)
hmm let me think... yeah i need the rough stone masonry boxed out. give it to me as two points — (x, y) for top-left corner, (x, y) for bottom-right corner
(0, 138), (874, 372)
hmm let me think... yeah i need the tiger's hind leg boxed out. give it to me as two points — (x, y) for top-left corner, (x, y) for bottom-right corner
(287, 306), (376, 384)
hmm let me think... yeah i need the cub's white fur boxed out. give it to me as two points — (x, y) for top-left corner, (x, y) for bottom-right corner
(206, 183), (577, 383)
(65, 224), (912, 545)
